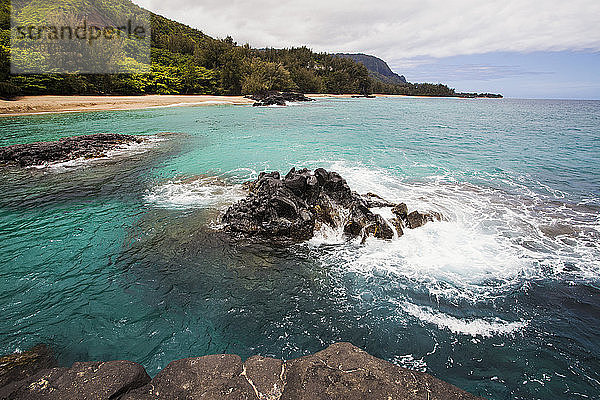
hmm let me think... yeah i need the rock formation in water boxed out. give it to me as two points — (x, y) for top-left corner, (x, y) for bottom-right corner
(247, 91), (315, 107)
(0, 343), (484, 400)
(0, 133), (145, 167)
(222, 168), (442, 242)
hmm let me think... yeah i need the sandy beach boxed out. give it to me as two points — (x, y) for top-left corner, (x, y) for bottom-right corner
(0, 94), (368, 116)
(0, 95), (255, 117)
(0, 94), (466, 117)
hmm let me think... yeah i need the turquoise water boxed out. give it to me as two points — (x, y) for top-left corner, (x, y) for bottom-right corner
(0, 98), (599, 399)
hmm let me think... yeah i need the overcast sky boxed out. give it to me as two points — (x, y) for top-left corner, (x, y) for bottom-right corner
(133, 0), (600, 99)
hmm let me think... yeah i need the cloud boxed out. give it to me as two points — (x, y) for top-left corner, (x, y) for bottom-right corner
(403, 63), (555, 82)
(133, 0), (600, 65)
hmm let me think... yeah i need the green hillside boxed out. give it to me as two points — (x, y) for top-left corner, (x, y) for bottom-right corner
(337, 53), (407, 85)
(0, 0), (458, 98)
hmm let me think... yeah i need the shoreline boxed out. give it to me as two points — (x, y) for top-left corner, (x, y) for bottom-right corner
(0, 342), (484, 399)
(0, 95), (255, 117)
(0, 93), (475, 117)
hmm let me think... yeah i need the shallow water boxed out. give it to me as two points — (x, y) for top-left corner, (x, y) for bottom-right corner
(0, 98), (599, 399)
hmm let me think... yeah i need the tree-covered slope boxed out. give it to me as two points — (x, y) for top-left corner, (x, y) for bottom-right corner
(0, 0), (459, 98)
(337, 53), (407, 85)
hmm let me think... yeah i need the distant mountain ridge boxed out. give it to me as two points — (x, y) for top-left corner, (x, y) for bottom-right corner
(336, 53), (407, 85)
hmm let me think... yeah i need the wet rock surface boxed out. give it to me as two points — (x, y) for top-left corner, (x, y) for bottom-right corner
(406, 210), (443, 229)
(363, 192), (396, 208)
(0, 343), (484, 399)
(282, 343), (483, 400)
(0, 345), (56, 390)
(122, 355), (255, 400)
(247, 91), (315, 107)
(0, 355), (150, 400)
(0, 133), (145, 167)
(222, 168), (442, 242)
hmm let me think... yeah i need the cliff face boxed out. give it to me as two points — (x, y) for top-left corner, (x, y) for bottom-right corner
(0, 342), (484, 400)
(337, 53), (408, 85)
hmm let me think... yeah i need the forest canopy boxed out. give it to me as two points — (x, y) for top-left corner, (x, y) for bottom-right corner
(0, 0), (459, 98)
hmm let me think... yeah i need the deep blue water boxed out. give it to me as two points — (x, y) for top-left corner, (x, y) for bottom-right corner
(0, 97), (599, 399)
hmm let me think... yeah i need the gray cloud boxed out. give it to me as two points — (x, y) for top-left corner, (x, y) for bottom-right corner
(134, 0), (600, 68)
(404, 63), (555, 82)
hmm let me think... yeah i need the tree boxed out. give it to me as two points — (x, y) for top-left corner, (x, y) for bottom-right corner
(241, 58), (295, 94)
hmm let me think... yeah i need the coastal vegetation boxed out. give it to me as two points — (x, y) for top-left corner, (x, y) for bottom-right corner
(0, 0), (468, 99)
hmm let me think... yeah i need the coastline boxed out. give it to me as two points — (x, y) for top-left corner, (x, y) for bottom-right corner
(0, 342), (484, 399)
(0, 95), (255, 117)
(0, 93), (474, 117)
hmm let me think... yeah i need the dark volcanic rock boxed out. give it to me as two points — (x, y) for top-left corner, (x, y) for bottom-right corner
(123, 354), (256, 400)
(392, 202), (408, 219)
(0, 345), (56, 390)
(243, 356), (285, 400)
(391, 203), (444, 230)
(0, 360), (150, 400)
(389, 218), (405, 237)
(282, 342), (483, 400)
(406, 210), (443, 229)
(364, 213), (395, 239)
(363, 192), (395, 208)
(0, 133), (145, 167)
(125, 344), (483, 399)
(248, 91), (315, 107)
(222, 168), (394, 242)
(1, 343), (483, 400)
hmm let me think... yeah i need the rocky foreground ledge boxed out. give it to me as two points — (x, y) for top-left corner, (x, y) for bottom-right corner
(0, 133), (145, 167)
(0, 343), (483, 400)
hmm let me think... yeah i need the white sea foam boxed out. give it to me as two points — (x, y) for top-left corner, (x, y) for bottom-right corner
(309, 207), (361, 246)
(390, 353), (428, 372)
(145, 167), (257, 210)
(399, 302), (527, 337)
(145, 176), (247, 210)
(303, 160), (599, 302)
(150, 101), (237, 108)
(309, 222), (348, 246)
(28, 136), (162, 172)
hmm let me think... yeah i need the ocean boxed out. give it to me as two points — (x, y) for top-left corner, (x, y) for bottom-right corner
(0, 97), (598, 399)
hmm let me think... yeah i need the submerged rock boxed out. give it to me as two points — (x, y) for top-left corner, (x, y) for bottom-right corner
(1, 343), (483, 399)
(222, 168), (443, 243)
(0, 133), (145, 167)
(248, 91), (315, 107)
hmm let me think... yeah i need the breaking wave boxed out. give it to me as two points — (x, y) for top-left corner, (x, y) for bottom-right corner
(305, 160), (599, 304)
(145, 175), (248, 210)
(399, 302), (527, 337)
(144, 167), (257, 210)
(27, 135), (164, 172)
